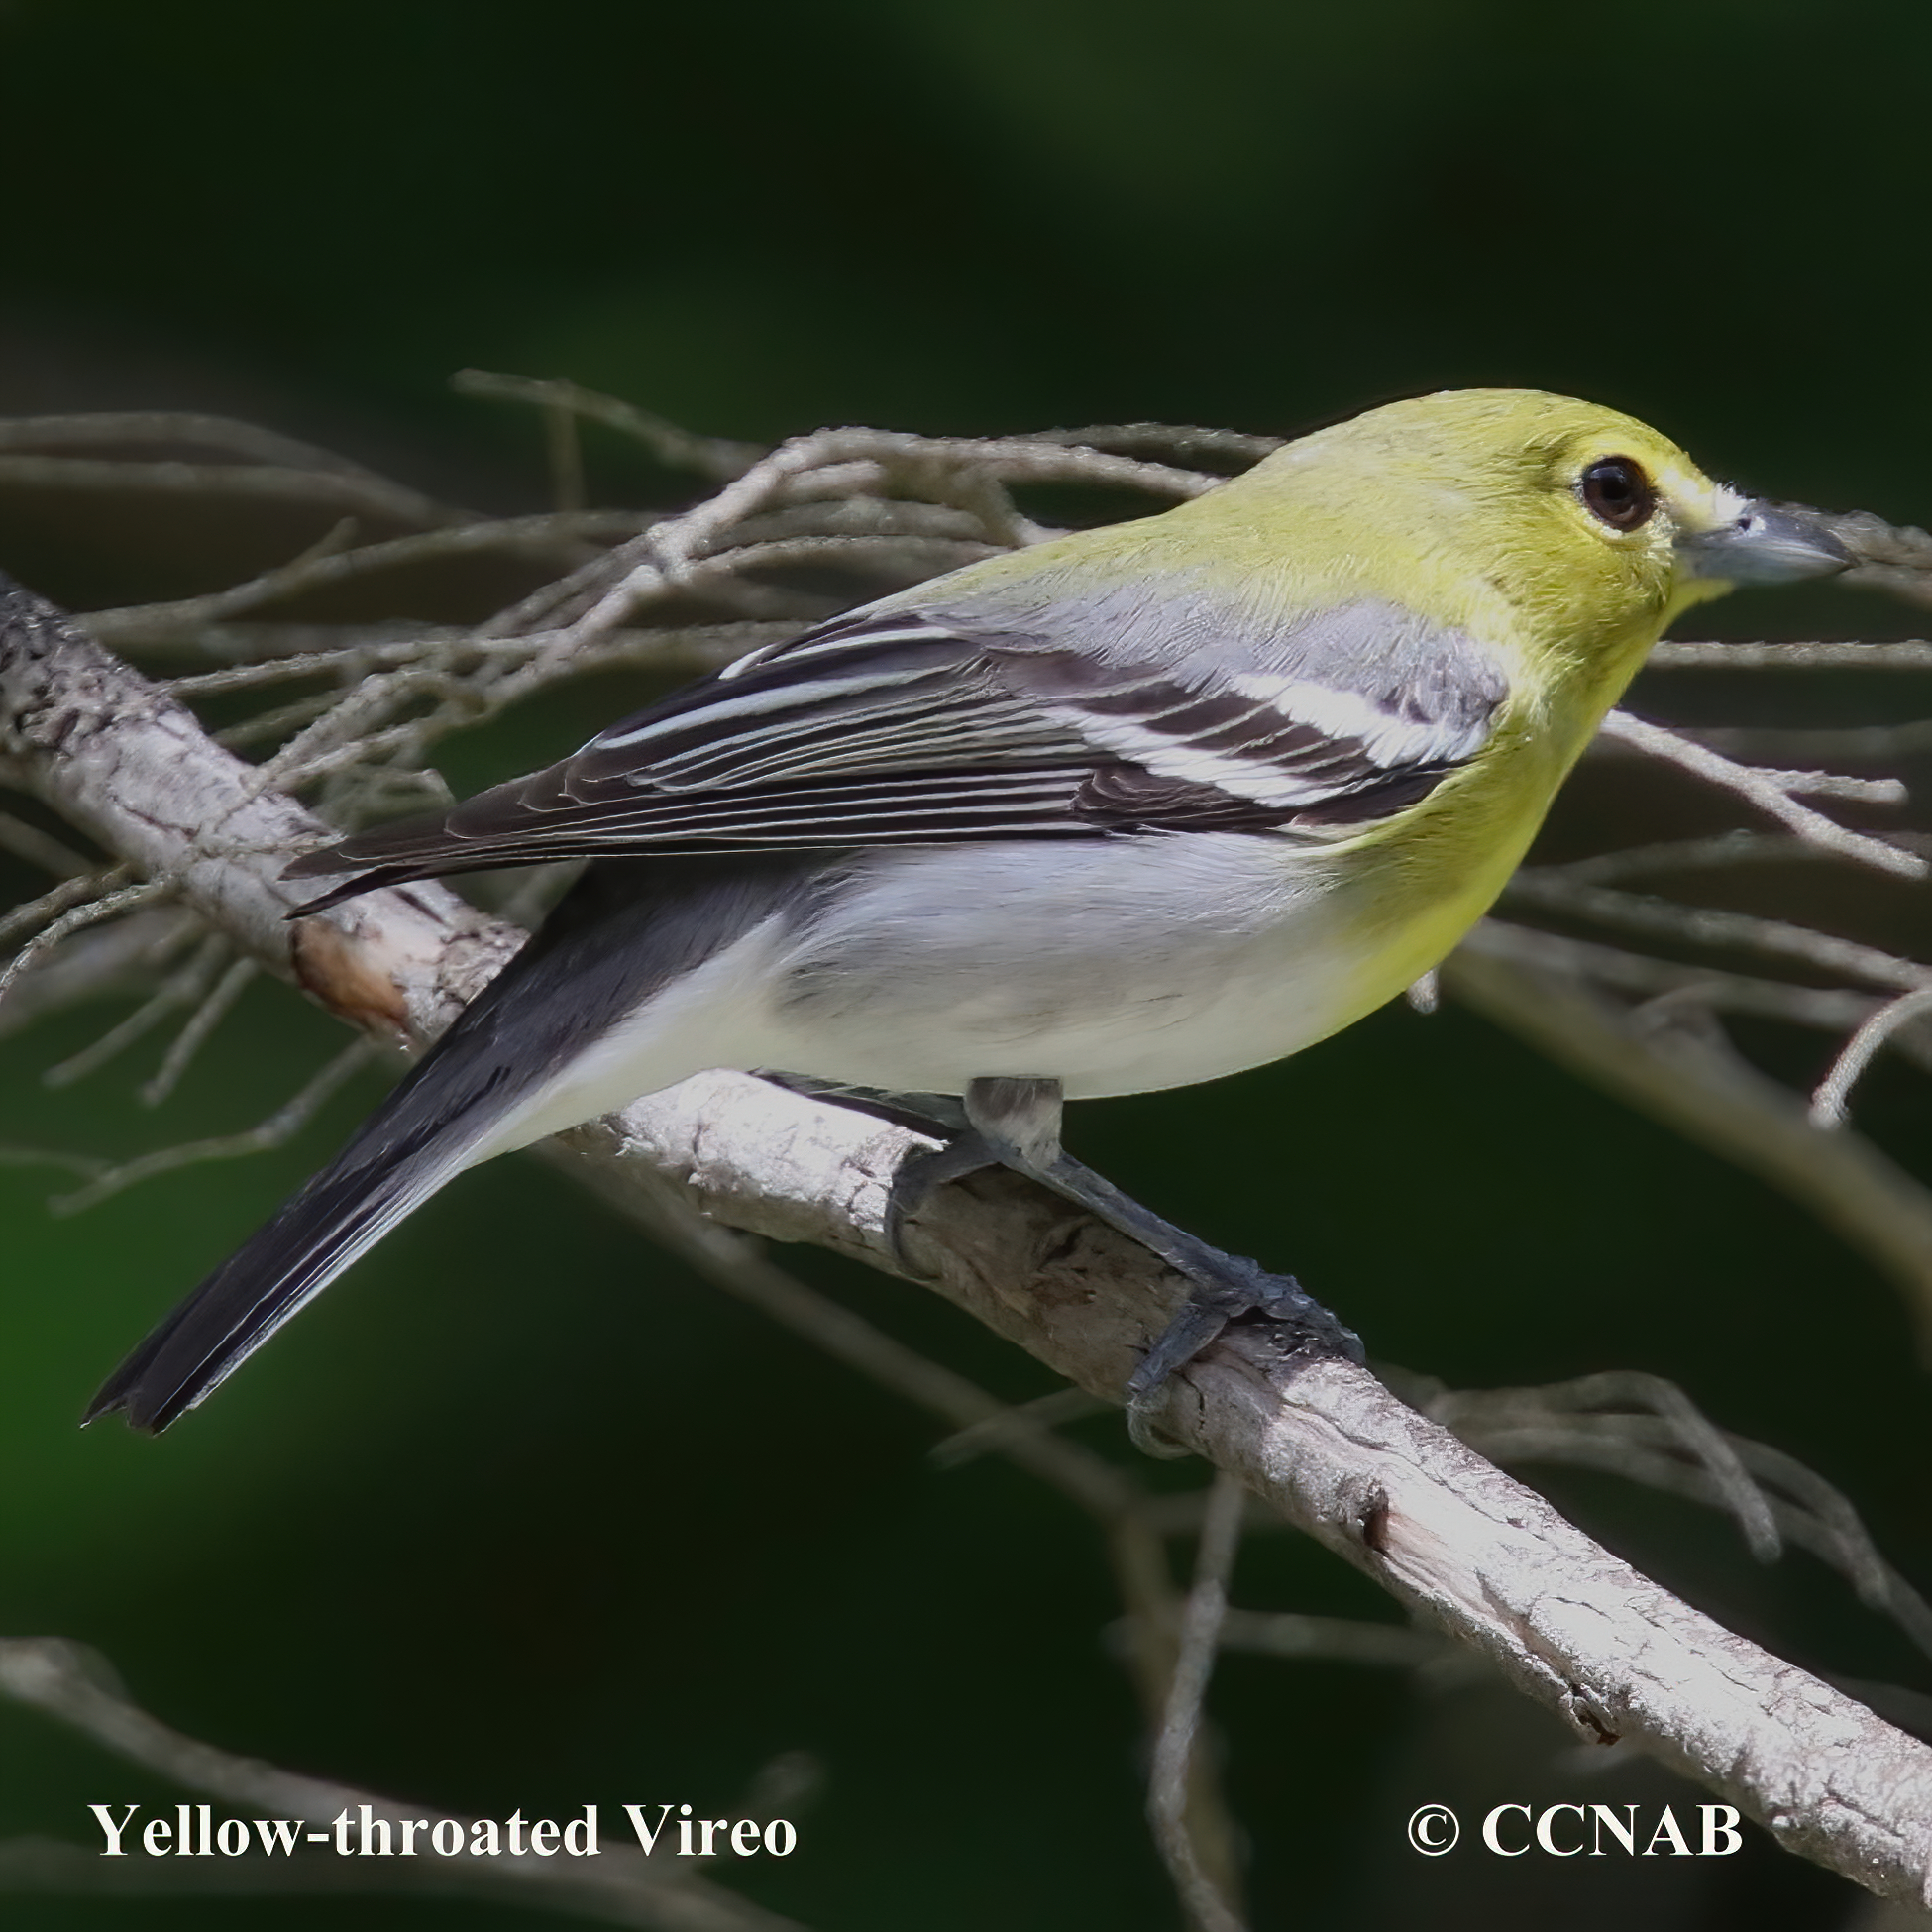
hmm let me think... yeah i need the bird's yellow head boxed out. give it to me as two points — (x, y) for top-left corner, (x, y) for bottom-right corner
(1238, 388), (1847, 707)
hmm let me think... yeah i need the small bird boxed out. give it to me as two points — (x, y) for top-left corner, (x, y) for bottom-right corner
(87, 389), (1851, 1435)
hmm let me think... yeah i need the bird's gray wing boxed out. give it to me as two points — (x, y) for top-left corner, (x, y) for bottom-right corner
(287, 592), (1509, 909)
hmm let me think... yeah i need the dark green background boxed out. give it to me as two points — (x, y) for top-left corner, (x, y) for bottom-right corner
(1, 2), (1928, 1927)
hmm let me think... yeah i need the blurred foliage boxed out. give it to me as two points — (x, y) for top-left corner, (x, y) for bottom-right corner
(1, 1), (1929, 1928)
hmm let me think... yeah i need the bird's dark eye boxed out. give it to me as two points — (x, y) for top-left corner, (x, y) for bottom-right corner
(1579, 456), (1657, 532)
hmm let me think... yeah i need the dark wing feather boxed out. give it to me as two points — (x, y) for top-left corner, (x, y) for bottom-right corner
(287, 599), (1508, 910)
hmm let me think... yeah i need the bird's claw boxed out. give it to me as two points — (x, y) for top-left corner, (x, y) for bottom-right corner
(1125, 1257), (1363, 1455)
(886, 1131), (1000, 1269)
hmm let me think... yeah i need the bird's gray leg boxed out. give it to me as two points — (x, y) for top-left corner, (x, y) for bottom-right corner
(894, 1076), (1364, 1450)
(885, 1075), (1055, 1238)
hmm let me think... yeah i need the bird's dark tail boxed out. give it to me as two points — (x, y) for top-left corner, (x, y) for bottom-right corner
(96, 833), (635, 1430)
(85, 893), (572, 1433)
(86, 852), (815, 1434)
(85, 1127), (483, 1430)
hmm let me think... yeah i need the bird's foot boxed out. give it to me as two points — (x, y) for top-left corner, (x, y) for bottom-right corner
(1126, 1255), (1363, 1456)
(886, 1129), (1001, 1268)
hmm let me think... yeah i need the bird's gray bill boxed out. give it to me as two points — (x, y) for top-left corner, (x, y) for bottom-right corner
(1677, 500), (1853, 586)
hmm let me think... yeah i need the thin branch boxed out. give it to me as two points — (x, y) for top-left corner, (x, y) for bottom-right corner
(452, 369), (768, 483)
(1832, 508), (1932, 575)
(116, 624), (788, 723)
(1751, 769), (1907, 805)
(1024, 423), (1282, 466)
(557, 1145), (1143, 1523)
(41, 931), (228, 1089)
(1464, 922), (1932, 1073)
(0, 809), (92, 876)
(0, 1144), (109, 1181)
(1599, 709), (1923, 879)
(0, 906), (203, 1045)
(0, 873), (161, 1010)
(545, 395), (587, 513)
(929, 1387), (1111, 1467)
(1529, 829), (1860, 888)
(1684, 720), (1932, 763)
(1214, 1609), (1462, 1673)
(0, 411), (421, 478)
(1811, 988), (1932, 1128)
(1501, 873), (1932, 997)
(1651, 639), (1932, 671)
(1434, 1371), (1781, 1560)
(1430, 1379), (1932, 1663)
(140, 953), (257, 1106)
(0, 454), (476, 529)
(556, 1144), (1249, 1904)
(49, 1037), (377, 1215)
(1147, 1472), (1248, 1932)
(213, 690), (376, 754)
(84, 512), (657, 646)
(551, 428), (1218, 654)
(0, 863), (134, 952)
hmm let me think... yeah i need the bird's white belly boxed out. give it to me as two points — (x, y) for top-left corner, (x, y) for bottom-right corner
(761, 927), (1370, 1098)
(751, 836), (1385, 1100)
(479, 833), (1414, 1159)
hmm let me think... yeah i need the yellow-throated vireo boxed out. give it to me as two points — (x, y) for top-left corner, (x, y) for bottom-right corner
(88, 389), (1853, 1436)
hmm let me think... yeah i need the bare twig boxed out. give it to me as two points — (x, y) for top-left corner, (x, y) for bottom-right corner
(452, 370), (767, 483)
(139, 954), (257, 1106)
(1147, 1471), (1249, 1932)
(1024, 422), (1282, 466)
(1599, 710), (1923, 879)
(0, 907), (203, 1045)
(0, 872), (160, 1010)
(1650, 639), (1932, 672)
(50, 1037), (377, 1215)
(0, 454), (475, 529)
(1433, 1372), (1781, 1559)
(1529, 829), (1855, 888)
(1501, 873), (1932, 997)
(929, 1387), (1111, 1467)
(555, 1147), (1247, 1905)
(1214, 1609), (1462, 1673)
(41, 931), (229, 1089)
(154, 630), (536, 698)
(0, 864), (134, 952)
(0, 809), (92, 877)
(549, 427), (1217, 655)
(1429, 1377), (1932, 1662)
(0, 412), (423, 478)
(0, 1144), (109, 1181)
(84, 513), (658, 646)
(1684, 720), (1932, 763)
(1462, 922), (1932, 1074)
(1811, 988), (1932, 1128)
